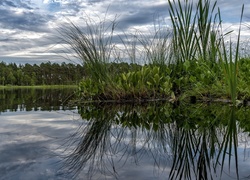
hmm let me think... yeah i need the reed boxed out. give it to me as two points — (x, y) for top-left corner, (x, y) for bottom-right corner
(218, 5), (244, 105)
(168, 0), (222, 64)
(215, 106), (239, 179)
(168, 0), (244, 104)
(168, 0), (222, 96)
(168, 0), (197, 65)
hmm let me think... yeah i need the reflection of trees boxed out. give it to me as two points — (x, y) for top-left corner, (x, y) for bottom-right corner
(0, 88), (76, 112)
(60, 103), (249, 180)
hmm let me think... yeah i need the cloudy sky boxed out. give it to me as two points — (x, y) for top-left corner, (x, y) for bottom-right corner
(0, 0), (250, 64)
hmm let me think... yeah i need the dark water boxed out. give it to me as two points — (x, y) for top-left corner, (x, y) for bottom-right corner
(0, 89), (250, 180)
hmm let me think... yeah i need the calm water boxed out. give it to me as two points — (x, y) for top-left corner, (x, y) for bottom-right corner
(0, 88), (250, 180)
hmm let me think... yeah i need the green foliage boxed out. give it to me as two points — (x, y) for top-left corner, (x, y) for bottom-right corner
(55, 0), (249, 103)
(77, 56), (250, 102)
(78, 78), (99, 99)
(218, 5), (244, 105)
(237, 58), (250, 99)
(78, 65), (172, 101)
(168, 0), (245, 104)
(118, 65), (172, 97)
(167, 0), (224, 97)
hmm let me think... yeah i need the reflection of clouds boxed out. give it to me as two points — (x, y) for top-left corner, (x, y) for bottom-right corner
(59, 105), (250, 180)
(236, 129), (250, 179)
(58, 119), (172, 180)
(218, 147), (250, 180)
(0, 110), (80, 179)
(1, 106), (250, 179)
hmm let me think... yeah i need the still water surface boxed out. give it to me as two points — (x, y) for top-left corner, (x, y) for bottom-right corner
(0, 88), (250, 180)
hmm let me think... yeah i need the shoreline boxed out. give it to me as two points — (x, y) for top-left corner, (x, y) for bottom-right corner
(0, 85), (78, 89)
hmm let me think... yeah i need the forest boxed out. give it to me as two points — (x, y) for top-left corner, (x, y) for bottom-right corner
(0, 61), (137, 86)
(0, 61), (85, 86)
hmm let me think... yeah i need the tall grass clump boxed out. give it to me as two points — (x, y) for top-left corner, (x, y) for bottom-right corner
(168, 0), (244, 104)
(59, 17), (174, 101)
(218, 6), (244, 105)
(168, 0), (197, 65)
(168, 0), (223, 65)
(117, 30), (142, 66)
(58, 17), (128, 100)
(139, 25), (172, 68)
(58, 0), (246, 103)
(58, 17), (117, 84)
(168, 0), (222, 95)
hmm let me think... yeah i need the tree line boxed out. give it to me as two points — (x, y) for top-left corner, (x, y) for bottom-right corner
(0, 61), (86, 86)
(0, 61), (139, 86)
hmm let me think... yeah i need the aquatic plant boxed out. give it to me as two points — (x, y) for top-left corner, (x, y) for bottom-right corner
(168, 0), (245, 104)
(168, 0), (223, 96)
(58, 0), (248, 104)
(218, 5), (244, 105)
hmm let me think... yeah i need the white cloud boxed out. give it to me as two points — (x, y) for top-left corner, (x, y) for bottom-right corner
(0, 0), (250, 64)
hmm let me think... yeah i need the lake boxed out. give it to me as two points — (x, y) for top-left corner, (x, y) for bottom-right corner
(0, 88), (250, 180)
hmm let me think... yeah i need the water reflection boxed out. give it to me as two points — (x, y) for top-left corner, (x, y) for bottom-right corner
(60, 103), (250, 180)
(0, 88), (76, 112)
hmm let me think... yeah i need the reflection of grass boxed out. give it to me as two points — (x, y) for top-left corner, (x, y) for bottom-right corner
(61, 103), (173, 179)
(168, 105), (241, 180)
(59, 118), (113, 179)
(217, 107), (239, 179)
(58, 102), (248, 179)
